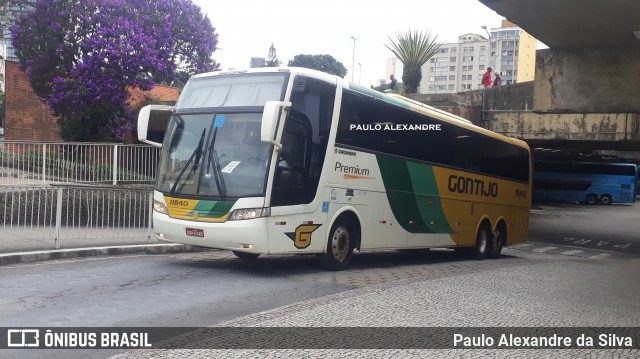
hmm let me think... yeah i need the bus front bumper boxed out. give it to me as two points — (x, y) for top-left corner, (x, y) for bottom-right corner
(152, 213), (268, 253)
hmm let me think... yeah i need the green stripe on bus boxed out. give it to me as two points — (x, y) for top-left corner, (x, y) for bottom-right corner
(406, 162), (454, 234)
(192, 200), (236, 218)
(377, 155), (454, 234)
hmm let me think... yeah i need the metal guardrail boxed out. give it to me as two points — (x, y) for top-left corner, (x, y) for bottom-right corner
(1, 185), (153, 248)
(0, 141), (160, 185)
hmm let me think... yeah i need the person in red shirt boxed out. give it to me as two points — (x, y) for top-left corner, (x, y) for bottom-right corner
(482, 67), (492, 88)
(493, 72), (502, 87)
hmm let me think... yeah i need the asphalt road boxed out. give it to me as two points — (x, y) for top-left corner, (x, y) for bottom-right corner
(529, 199), (640, 255)
(1, 199), (639, 358)
(0, 248), (638, 358)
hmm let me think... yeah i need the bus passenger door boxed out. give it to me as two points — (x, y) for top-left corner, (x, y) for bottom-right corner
(267, 76), (336, 254)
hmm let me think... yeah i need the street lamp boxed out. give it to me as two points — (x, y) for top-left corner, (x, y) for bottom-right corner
(350, 36), (357, 82)
(481, 25), (492, 69)
(358, 63), (362, 84)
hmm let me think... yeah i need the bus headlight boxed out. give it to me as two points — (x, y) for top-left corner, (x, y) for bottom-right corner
(153, 200), (168, 214)
(229, 208), (270, 221)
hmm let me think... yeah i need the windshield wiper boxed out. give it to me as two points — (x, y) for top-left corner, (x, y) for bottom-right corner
(203, 127), (227, 198)
(170, 128), (206, 195)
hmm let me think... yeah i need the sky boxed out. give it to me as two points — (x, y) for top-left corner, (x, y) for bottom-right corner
(192, 0), (533, 87)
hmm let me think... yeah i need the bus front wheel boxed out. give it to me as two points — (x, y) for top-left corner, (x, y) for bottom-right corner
(232, 251), (260, 260)
(600, 194), (612, 205)
(585, 194), (598, 205)
(316, 221), (354, 271)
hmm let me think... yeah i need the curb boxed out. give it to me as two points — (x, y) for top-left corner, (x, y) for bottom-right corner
(0, 243), (195, 266)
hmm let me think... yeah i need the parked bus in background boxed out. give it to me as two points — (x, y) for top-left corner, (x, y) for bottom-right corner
(532, 161), (638, 205)
(137, 67), (532, 270)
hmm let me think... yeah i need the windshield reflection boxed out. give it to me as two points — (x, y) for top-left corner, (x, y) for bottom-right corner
(157, 112), (271, 198)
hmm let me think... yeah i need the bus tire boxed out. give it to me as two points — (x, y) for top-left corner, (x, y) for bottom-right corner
(470, 223), (490, 260)
(488, 223), (506, 259)
(585, 193), (598, 205)
(316, 220), (354, 271)
(600, 194), (612, 205)
(232, 251), (260, 260)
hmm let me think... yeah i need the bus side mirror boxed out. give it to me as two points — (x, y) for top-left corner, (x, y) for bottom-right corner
(137, 105), (174, 147)
(261, 101), (291, 150)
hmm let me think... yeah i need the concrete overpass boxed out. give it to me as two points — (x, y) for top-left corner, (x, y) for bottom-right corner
(476, 0), (640, 161)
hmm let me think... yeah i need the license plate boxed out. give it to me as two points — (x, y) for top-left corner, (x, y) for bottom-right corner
(185, 228), (204, 237)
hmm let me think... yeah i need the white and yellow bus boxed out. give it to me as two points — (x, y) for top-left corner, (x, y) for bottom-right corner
(138, 67), (532, 270)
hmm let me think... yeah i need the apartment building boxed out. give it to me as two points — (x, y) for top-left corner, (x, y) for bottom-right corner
(0, 1), (35, 62)
(419, 20), (537, 94)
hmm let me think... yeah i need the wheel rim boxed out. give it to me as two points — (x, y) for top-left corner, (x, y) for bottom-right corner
(601, 196), (610, 204)
(478, 229), (487, 253)
(587, 195), (596, 204)
(331, 226), (350, 262)
(493, 230), (503, 251)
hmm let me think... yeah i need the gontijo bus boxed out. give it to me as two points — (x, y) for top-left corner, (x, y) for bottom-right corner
(137, 67), (532, 270)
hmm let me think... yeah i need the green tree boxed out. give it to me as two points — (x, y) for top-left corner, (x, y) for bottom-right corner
(12, 0), (218, 141)
(288, 54), (347, 77)
(264, 43), (281, 67)
(386, 29), (442, 94)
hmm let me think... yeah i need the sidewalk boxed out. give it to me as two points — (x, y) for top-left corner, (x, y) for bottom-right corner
(0, 232), (192, 266)
(0, 173), (177, 265)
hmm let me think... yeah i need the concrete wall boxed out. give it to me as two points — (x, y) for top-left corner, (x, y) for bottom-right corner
(408, 81), (640, 146)
(534, 46), (640, 113)
(488, 112), (639, 141)
(408, 82), (534, 127)
(408, 91), (483, 125)
(482, 81), (534, 111)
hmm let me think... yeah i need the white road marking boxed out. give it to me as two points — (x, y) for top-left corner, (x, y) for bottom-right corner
(514, 243), (533, 247)
(613, 243), (631, 249)
(573, 239), (591, 245)
(533, 246), (557, 253)
(561, 250), (584, 256)
(589, 253), (612, 260)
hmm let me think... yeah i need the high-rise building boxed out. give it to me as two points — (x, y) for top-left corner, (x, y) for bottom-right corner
(0, 1), (35, 62)
(384, 57), (403, 85)
(419, 20), (537, 94)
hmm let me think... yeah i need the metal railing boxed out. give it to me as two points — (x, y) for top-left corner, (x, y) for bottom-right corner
(0, 141), (160, 185)
(1, 185), (153, 249)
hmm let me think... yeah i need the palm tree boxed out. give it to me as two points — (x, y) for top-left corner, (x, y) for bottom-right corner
(386, 29), (443, 94)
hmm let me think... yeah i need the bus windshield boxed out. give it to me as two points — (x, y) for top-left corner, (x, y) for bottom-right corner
(176, 73), (288, 110)
(156, 112), (271, 198)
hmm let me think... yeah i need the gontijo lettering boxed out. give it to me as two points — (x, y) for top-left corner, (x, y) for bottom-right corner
(448, 175), (498, 198)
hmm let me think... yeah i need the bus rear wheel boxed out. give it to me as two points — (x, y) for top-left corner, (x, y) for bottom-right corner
(585, 194), (598, 205)
(232, 251), (260, 260)
(316, 221), (354, 271)
(488, 224), (506, 259)
(470, 223), (490, 260)
(600, 194), (612, 205)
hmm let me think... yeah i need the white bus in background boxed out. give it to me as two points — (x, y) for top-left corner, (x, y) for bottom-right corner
(138, 67), (531, 270)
